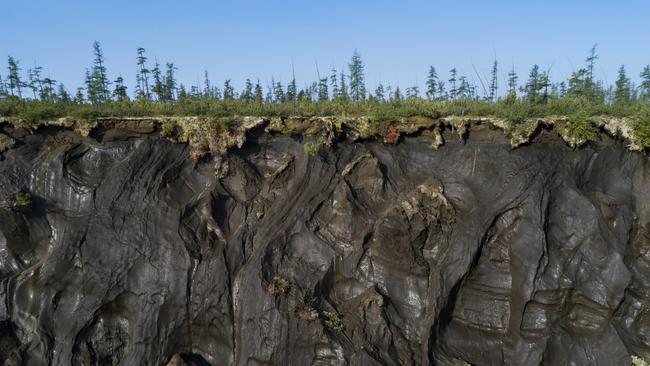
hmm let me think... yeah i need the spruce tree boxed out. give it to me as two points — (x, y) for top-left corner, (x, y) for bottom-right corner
(286, 77), (297, 103)
(90, 41), (110, 103)
(586, 44), (598, 84)
(524, 64), (547, 104)
(57, 84), (71, 102)
(489, 60), (498, 102)
(28, 65), (43, 99)
(0, 74), (6, 96)
(436, 81), (447, 100)
(559, 81), (567, 97)
(457, 76), (469, 99)
(640, 65), (650, 100)
(177, 84), (188, 100)
(348, 50), (366, 102)
(41, 77), (56, 101)
(567, 69), (587, 98)
(151, 61), (163, 101)
(406, 85), (420, 98)
(74, 87), (85, 104)
(426, 66), (438, 100)
(84, 69), (95, 103)
(7, 56), (23, 98)
(614, 65), (632, 105)
(113, 76), (128, 101)
(329, 68), (339, 99)
(272, 79), (284, 103)
(581, 45), (603, 103)
(448, 68), (458, 100)
(506, 67), (518, 103)
(265, 83), (273, 103)
(136, 48), (150, 100)
(318, 77), (329, 101)
(189, 85), (200, 98)
(163, 63), (177, 102)
(339, 71), (348, 102)
(223, 79), (235, 100)
(375, 84), (385, 101)
(203, 70), (212, 98)
(393, 86), (403, 101)
(254, 79), (263, 103)
(241, 78), (254, 102)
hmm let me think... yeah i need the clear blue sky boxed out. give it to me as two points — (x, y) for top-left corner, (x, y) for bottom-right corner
(2, 0), (649, 95)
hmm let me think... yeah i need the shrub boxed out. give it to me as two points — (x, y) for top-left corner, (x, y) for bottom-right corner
(304, 142), (318, 156)
(321, 309), (344, 333)
(267, 276), (290, 297)
(564, 112), (596, 141)
(295, 305), (319, 321)
(160, 120), (180, 138)
(295, 292), (319, 321)
(633, 107), (650, 148)
(8, 192), (32, 210)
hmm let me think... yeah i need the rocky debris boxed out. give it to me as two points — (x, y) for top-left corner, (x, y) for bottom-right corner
(0, 120), (649, 365)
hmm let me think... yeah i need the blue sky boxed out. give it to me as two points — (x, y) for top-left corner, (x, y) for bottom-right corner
(2, 0), (649, 95)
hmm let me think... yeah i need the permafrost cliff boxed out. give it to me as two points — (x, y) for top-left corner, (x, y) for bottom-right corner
(0, 117), (649, 365)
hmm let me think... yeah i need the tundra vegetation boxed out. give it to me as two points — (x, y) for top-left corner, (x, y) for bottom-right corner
(1, 43), (650, 147)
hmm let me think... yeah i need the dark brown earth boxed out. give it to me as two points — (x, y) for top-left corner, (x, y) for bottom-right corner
(0, 122), (649, 365)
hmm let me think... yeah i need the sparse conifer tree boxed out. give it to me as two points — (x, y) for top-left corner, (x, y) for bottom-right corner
(393, 86), (402, 101)
(339, 71), (348, 102)
(329, 68), (339, 99)
(0, 74), (6, 96)
(223, 79), (235, 100)
(406, 85), (419, 98)
(177, 84), (188, 100)
(28, 65), (43, 99)
(57, 84), (70, 102)
(640, 65), (650, 101)
(136, 48), (150, 100)
(348, 50), (366, 103)
(437, 81), (446, 100)
(426, 66), (438, 100)
(41, 77), (56, 101)
(90, 41), (110, 103)
(614, 65), (632, 105)
(286, 77), (297, 103)
(272, 78), (284, 103)
(151, 61), (163, 101)
(113, 76), (129, 101)
(254, 79), (263, 103)
(241, 78), (254, 102)
(7, 56), (23, 98)
(506, 67), (518, 104)
(375, 84), (385, 101)
(489, 60), (498, 102)
(163, 63), (177, 101)
(318, 77), (328, 101)
(448, 68), (458, 100)
(74, 87), (85, 103)
(203, 70), (212, 98)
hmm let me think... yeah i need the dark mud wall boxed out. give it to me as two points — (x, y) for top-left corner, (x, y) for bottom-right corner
(0, 126), (649, 365)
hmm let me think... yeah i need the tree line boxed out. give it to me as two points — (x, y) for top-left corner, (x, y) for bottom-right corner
(1, 42), (650, 120)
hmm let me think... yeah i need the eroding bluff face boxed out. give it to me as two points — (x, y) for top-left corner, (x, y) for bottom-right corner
(0, 130), (648, 366)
